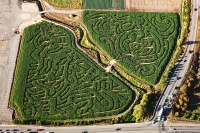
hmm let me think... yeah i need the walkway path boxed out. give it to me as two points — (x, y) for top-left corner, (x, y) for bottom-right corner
(105, 60), (116, 72)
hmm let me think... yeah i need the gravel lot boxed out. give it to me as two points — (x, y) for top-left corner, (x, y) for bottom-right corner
(0, 0), (40, 124)
(125, 0), (182, 13)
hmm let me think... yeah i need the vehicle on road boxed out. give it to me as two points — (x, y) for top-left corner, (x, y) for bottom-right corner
(151, 120), (156, 124)
(157, 107), (163, 121)
(115, 128), (121, 131)
(24, 129), (31, 131)
(194, 8), (197, 11)
(175, 86), (179, 90)
(189, 50), (193, 53)
(169, 128), (176, 131)
(82, 131), (88, 133)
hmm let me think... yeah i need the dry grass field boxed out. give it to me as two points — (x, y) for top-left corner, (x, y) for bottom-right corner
(125, 0), (182, 13)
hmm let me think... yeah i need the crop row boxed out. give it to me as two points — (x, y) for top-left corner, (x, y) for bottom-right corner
(45, 0), (82, 9)
(82, 11), (179, 84)
(11, 21), (134, 120)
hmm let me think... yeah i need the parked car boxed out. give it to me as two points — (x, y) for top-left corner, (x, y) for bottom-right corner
(194, 8), (197, 11)
(14, 31), (20, 34)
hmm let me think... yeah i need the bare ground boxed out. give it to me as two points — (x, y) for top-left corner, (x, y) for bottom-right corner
(125, 0), (182, 13)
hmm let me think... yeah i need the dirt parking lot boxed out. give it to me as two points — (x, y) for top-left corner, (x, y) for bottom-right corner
(125, 0), (182, 13)
(0, 0), (40, 124)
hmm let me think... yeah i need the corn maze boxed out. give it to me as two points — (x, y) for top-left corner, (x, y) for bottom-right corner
(11, 21), (134, 120)
(82, 11), (179, 84)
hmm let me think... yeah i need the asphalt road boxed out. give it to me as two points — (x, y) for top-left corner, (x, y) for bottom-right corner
(152, 0), (199, 122)
(1, 123), (200, 133)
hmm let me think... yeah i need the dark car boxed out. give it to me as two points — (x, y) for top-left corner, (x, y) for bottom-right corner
(194, 8), (197, 11)
(175, 86), (180, 90)
(189, 50), (193, 53)
(82, 131), (88, 133)
(115, 128), (121, 131)
(14, 31), (20, 34)
(24, 129), (31, 131)
(12, 129), (18, 131)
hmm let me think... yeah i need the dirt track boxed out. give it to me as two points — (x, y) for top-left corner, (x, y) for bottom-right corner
(125, 0), (182, 13)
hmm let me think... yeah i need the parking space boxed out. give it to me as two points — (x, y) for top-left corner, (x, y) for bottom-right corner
(0, 0), (40, 123)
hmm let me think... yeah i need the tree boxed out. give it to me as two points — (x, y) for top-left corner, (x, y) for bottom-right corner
(183, 103), (188, 108)
(189, 77), (194, 81)
(181, 107), (186, 111)
(190, 114), (196, 120)
(175, 112), (179, 117)
(179, 99), (183, 105)
(183, 96), (189, 102)
(187, 80), (191, 87)
(180, 83), (188, 94)
(183, 113), (190, 118)
(179, 94), (184, 99)
(197, 115), (200, 121)
(175, 104), (180, 109)
(133, 104), (146, 122)
(197, 70), (200, 79)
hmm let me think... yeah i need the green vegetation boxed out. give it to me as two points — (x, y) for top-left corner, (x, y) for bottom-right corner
(133, 92), (160, 122)
(82, 10), (179, 84)
(82, 0), (124, 9)
(43, 0), (124, 9)
(11, 21), (135, 121)
(45, 0), (82, 8)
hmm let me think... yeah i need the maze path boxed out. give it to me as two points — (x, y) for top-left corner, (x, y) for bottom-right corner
(82, 11), (179, 84)
(12, 21), (134, 120)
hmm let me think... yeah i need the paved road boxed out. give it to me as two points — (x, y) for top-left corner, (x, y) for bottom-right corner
(0, 123), (200, 133)
(152, 0), (199, 122)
